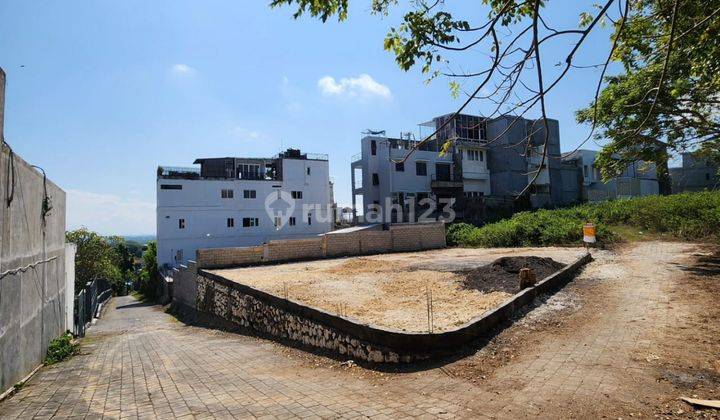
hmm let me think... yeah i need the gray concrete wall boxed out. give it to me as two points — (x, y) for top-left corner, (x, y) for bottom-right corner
(670, 154), (720, 193)
(0, 72), (70, 395)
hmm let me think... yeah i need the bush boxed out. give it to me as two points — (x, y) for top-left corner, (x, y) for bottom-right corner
(44, 332), (78, 365)
(139, 241), (160, 299)
(449, 191), (720, 247)
(446, 223), (477, 246)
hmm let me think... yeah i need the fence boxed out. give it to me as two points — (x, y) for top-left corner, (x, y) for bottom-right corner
(72, 278), (112, 337)
(195, 222), (447, 269)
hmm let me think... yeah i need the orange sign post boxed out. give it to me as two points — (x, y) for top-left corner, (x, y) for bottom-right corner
(583, 223), (596, 247)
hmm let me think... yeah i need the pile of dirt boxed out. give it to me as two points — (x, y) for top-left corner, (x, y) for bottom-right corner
(459, 256), (566, 294)
(324, 258), (403, 275)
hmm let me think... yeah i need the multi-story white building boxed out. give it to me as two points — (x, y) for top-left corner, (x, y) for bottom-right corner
(157, 149), (333, 268)
(351, 113), (563, 223)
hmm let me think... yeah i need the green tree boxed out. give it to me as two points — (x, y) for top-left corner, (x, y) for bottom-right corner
(107, 236), (134, 274)
(66, 228), (123, 292)
(577, 0), (720, 189)
(139, 241), (160, 298)
(124, 240), (144, 259)
(272, 1), (719, 196)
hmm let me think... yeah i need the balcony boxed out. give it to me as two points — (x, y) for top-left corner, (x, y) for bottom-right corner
(273, 151), (329, 161)
(351, 152), (362, 163)
(157, 166), (200, 180)
(462, 168), (490, 180)
(430, 173), (463, 189)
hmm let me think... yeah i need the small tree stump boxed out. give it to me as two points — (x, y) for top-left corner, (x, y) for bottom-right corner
(519, 268), (536, 289)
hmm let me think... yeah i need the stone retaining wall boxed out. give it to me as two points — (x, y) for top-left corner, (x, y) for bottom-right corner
(196, 222), (446, 269)
(173, 252), (593, 363)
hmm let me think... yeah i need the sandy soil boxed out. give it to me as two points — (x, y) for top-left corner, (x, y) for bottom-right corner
(208, 247), (584, 332)
(436, 241), (720, 418)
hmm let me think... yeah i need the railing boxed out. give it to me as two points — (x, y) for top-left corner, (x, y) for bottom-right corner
(431, 173), (456, 182)
(388, 138), (420, 150)
(273, 152), (329, 161)
(74, 277), (113, 337)
(306, 153), (329, 161)
(351, 152), (361, 162)
(158, 166), (201, 179)
(238, 171), (265, 180)
(73, 290), (86, 337)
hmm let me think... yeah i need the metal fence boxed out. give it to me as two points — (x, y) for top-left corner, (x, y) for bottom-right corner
(73, 289), (86, 337)
(73, 278), (113, 338)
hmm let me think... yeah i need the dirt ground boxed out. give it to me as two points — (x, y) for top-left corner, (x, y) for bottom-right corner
(208, 247), (584, 332)
(274, 241), (720, 418)
(434, 241), (720, 418)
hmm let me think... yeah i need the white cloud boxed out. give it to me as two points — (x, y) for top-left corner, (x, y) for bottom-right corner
(170, 63), (197, 76)
(67, 189), (155, 235)
(229, 126), (262, 140)
(317, 74), (391, 99)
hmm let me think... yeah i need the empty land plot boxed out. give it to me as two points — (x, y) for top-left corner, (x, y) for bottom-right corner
(208, 247), (585, 332)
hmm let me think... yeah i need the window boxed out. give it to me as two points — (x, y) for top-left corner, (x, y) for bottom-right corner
(227, 218), (234, 228)
(239, 164), (261, 180)
(395, 162), (405, 172)
(416, 161), (427, 176)
(464, 191), (484, 198)
(372, 173), (379, 185)
(178, 219), (185, 229)
(583, 165), (589, 177)
(371, 140), (377, 156)
(307, 213), (312, 226)
(466, 150), (481, 161)
(307, 167), (311, 175)
(221, 189), (234, 199)
(274, 216), (281, 228)
(160, 184), (182, 190)
(242, 217), (259, 227)
(707, 173), (711, 181)
(291, 191), (303, 199)
(175, 250), (183, 263)
(243, 189), (256, 199)
(289, 217), (296, 226)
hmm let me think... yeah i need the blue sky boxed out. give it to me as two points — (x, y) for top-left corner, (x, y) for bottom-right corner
(1, 1), (621, 235)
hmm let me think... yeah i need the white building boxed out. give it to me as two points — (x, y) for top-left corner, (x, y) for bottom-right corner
(351, 114), (563, 223)
(157, 149), (333, 268)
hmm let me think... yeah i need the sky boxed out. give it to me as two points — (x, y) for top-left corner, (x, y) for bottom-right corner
(1, 1), (626, 236)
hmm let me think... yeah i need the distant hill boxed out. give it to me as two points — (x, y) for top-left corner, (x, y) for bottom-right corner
(122, 235), (155, 244)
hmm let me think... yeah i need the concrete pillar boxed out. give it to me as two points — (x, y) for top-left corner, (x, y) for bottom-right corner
(350, 167), (357, 223)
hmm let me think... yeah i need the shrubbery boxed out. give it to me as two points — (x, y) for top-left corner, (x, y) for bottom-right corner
(448, 191), (720, 247)
(139, 241), (160, 299)
(44, 332), (78, 365)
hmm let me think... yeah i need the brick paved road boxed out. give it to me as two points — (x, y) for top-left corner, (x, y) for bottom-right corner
(1, 242), (717, 419)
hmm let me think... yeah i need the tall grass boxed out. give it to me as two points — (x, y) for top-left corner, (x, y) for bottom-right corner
(448, 191), (720, 247)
